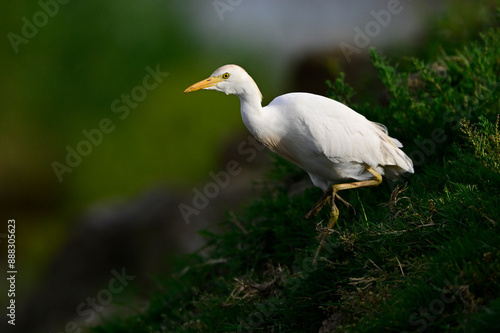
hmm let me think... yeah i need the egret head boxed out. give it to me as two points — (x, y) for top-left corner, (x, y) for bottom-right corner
(184, 64), (262, 101)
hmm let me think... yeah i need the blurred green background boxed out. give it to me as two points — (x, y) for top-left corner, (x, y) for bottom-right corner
(0, 0), (497, 324)
(2, 0), (272, 298)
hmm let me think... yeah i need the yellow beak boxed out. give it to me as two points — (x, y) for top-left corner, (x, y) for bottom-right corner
(184, 76), (224, 93)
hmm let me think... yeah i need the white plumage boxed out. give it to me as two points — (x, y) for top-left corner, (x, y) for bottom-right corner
(184, 64), (414, 262)
(185, 64), (413, 191)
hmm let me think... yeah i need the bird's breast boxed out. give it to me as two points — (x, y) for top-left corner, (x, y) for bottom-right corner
(258, 134), (301, 165)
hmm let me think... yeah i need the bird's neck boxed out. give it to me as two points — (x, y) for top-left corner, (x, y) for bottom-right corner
(233, 75), (268, 140)
(236, 79), (262, 121)
(239, 92), (269, 142)
(236, 80), (263, 108)
(239, 94), (262, 113)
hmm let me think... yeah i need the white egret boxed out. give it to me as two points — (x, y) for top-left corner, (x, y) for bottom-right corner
(184, 64), (413, 262)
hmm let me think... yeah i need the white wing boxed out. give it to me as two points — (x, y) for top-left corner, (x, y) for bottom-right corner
(263, 93), (413, 189)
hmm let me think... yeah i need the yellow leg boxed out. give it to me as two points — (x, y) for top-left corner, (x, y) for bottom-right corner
(305, 190), (354, 221)
(313, 195), (340, 264)
(304, 187), (333, 220)
(312, 166), (383, 264)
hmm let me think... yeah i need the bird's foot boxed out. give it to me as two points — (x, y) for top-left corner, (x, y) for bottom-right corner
(335, 193), (356, 215)
(304, 188), (333, 220)
(313, 205), (340, 265)
(304, 190), (355, 220)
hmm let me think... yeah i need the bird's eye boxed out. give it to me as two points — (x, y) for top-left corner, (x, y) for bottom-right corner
(222, 73), (230, 79)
